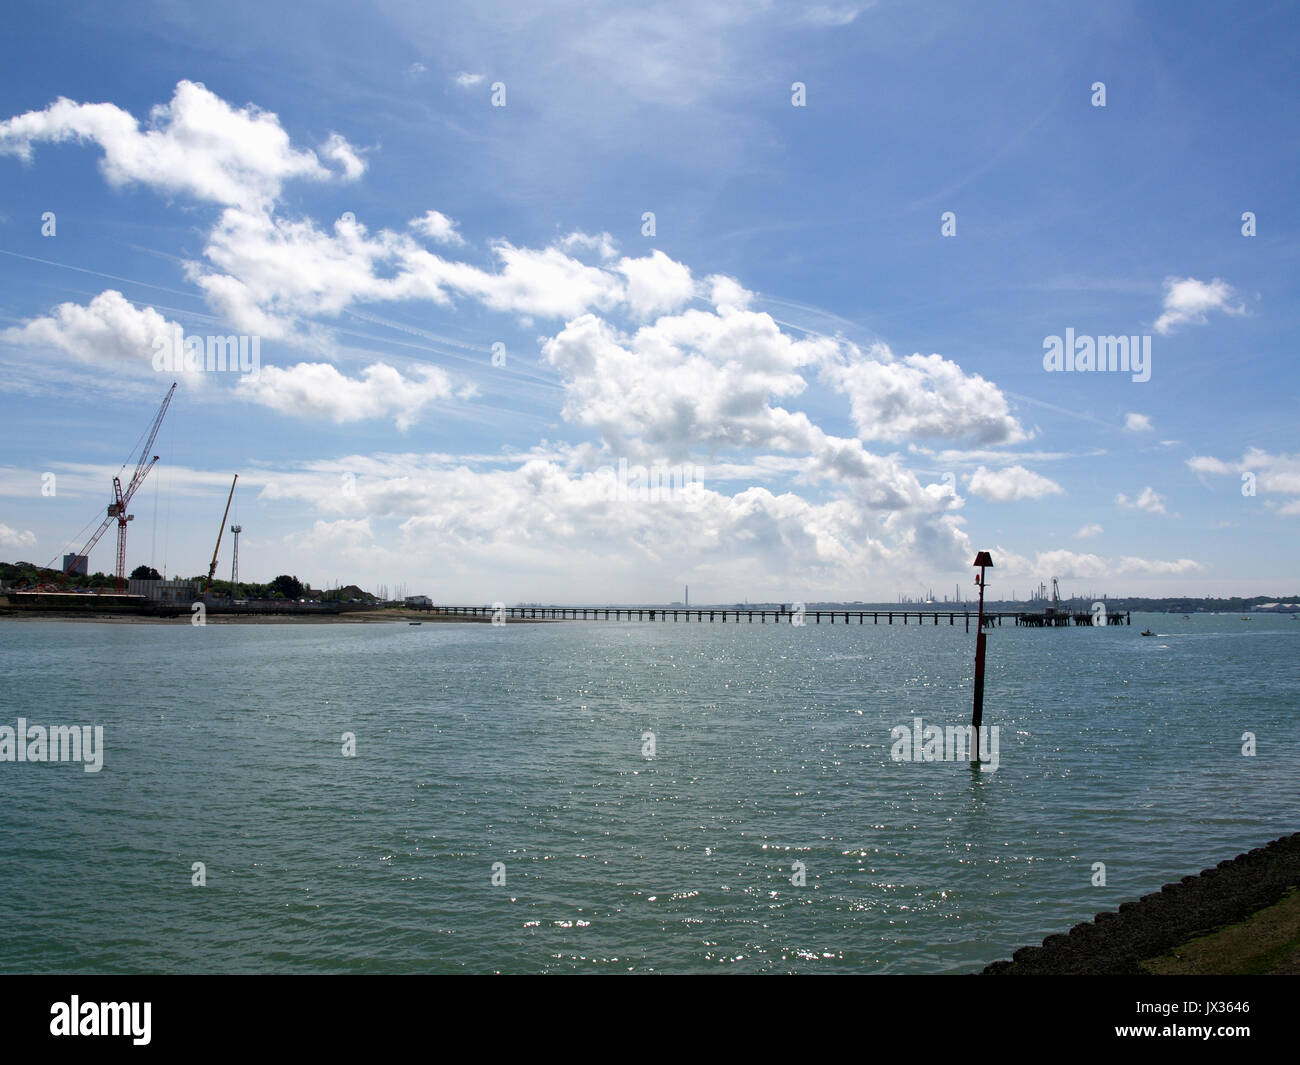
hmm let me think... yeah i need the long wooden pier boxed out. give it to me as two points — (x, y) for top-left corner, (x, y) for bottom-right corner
(428, 605), (1130, 628)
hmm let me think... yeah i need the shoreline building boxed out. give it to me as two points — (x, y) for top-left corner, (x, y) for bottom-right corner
(127, 578), (200, 603)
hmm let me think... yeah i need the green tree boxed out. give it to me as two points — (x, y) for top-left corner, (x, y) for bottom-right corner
(130, 565), (162, 581)
(269, 574), (304, 600)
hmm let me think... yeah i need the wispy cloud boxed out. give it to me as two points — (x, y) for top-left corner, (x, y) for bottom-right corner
(0, 522), (36, 549)
(800, 4), (875, 27)
(1188, 449), (1300, 511)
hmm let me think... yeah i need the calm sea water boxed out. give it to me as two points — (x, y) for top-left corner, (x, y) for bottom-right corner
(0, 612), (1296, 973)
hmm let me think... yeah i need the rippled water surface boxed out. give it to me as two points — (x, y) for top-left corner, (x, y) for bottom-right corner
(1, 613), (1296, 973)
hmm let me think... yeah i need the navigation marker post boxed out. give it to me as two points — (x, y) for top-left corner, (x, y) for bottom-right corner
(971, 551), (994, 763)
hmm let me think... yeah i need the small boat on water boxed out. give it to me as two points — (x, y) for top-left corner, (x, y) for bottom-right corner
(408, 621), (422, 626)
(1140, 629), (1156, 637)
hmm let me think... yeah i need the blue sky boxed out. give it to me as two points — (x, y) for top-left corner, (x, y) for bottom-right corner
(0, 0), (1296, 603)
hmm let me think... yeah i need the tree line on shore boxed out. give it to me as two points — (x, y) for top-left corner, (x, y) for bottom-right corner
(0, 562), (379, 604)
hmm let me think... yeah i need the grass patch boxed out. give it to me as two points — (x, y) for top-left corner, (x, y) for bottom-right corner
(1142, 887), (1300, 975)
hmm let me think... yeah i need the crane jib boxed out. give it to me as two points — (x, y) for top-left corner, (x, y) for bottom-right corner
(63, 383), (177, 590)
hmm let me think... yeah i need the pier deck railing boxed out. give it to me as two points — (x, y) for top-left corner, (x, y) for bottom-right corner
(428, 605), (1131, 628)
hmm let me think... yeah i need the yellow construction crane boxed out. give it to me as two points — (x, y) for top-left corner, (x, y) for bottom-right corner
(204, 475), (238, 595)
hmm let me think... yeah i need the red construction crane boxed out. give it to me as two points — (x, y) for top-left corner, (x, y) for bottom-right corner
(65, 382), (177, 592)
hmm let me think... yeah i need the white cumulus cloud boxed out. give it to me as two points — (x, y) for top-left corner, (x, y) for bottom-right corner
(993, 546), (1201, 581)
(541, 306), (837, 460)
(409, 210), (466, 246)
(1116, 486), (1168, 514)
(616, 250), (696, 319)
(1154, 277), (1247, 335)
(0, 522), (37, 549)
(558, 231), (619, 261)
(827, 346), (1028, 445)
(321, 132), (367, 181)
(236, 361), (454, 430)
(0, 80), (362, 210)
(1188, 449), (1300, 504)
(967, 465), (1063, 502)
(0, 290), (198, 382)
